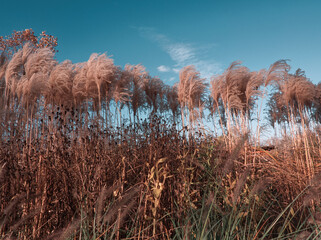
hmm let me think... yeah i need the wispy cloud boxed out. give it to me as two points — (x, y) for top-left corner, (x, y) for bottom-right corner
(166, 43), (195, 65)
(138, 27), (222, 80)
(157, 65), (171, 72)
(172, 68), (180, 73)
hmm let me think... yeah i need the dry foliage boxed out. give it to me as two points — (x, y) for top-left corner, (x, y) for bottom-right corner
(0, 37), (321, 239)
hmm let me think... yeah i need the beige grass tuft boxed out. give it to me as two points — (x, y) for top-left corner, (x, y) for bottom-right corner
(48, 60), (74, 105)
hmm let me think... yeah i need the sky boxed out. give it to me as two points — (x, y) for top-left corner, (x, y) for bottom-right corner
(1, 0), (321, 86)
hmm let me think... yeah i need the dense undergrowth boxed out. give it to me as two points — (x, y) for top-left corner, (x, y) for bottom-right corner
(1, 112), (321, 239)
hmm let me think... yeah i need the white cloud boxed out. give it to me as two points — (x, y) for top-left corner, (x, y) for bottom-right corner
(157, 65), (171, 72)
(165, 43), (221, 79)
(166, 43), (195, 65)
(172, 68), (180, 73)
(137, 27), (222, 80)
(169, 77), (175, 81)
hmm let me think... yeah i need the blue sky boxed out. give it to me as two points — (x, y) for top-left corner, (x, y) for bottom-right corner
(1, 0), (321, 85)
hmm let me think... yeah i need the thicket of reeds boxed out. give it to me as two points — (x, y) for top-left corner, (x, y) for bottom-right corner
(1, 43), (321, 239)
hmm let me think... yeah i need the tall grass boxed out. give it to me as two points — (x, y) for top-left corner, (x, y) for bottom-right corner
(0, 43), (321, 239)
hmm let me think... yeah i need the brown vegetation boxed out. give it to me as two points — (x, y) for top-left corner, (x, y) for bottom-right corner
(0, 33), (321, 239)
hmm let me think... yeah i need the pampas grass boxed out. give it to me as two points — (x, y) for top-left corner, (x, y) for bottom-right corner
(1, 42), (321, 239)
(5, 49), (23, 98)
(112, 68), (131, 106)
(5, 43), (55, 108)
(72, 62), (88, 104)
(264, 59), (290, 87)
(178, 65), (207, 131)
(124, 64), (147, 124)
(48, 60), (74, 105)
(21, 72), (48, 106)
(24, 46), (56, 80)
(210, 62), (263, 147)
(165, 85), (180, 123)
(85, 53), (115, 110)
(143, 76), (164, 115)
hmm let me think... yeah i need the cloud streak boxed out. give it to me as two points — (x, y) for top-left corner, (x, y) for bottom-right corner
(157, 65), (171, 72)
(138, 27), (222, 80)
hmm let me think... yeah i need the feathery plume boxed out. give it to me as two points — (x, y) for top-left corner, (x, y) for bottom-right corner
(264, 60), (290, 87)
(72, 62), (88, 104)
(222, 133), (248, 174)
(165, 85), (180, 120)
(21, 42), (34, 64)
(112, 68), (131, 105)
(232, 168), (250, 204)
(85, 53), (115, 106)
(48, 60), (74, 105)
(124, 64), (148, 121)
(5, 49), (23, 96)
(24, 47), (56, 80)
(20, 46), (57, 104)
(245, 70), (264, 106)
(143, 76), (164, 113)
(178, 65), (207, 127)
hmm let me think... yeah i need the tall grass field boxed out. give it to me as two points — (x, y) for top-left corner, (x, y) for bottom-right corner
(1, 37), (321, 239)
